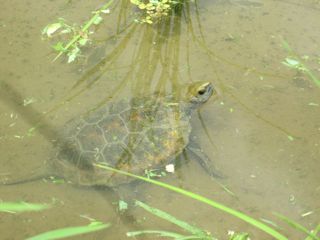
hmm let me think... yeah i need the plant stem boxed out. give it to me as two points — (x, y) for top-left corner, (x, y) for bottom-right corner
(53, 0), (115, 62)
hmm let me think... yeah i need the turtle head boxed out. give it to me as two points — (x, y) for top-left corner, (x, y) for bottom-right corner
(186, 81), (215, 107)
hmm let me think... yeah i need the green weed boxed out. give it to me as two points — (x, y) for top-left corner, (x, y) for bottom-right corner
(127, 200), (251, 239)
(282, 39), (320, 88)
(127, 200), (216, 239)
(274, 213), (320, 240)
(42, 0), (114, 63)
(94, 163), (288, 240)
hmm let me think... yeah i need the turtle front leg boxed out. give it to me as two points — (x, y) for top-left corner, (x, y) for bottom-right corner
(186, 144), (225, 179)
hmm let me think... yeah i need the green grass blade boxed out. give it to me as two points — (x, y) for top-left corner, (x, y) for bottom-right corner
(26, 222), (110, 240)
(305, 70), (320, 88)
(135, 201), (209, 237)
(274, 213), (320, 240)
(127, 230), (188, 238)
(306, 224), (320, 240)
(281, 39), (292, 53)
(0, 202), (50, 213)
(281, 38), (320, 88)
(94, 164), (288, 240)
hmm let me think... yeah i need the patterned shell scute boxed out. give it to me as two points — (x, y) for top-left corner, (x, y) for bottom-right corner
(55, 97), (192, 187)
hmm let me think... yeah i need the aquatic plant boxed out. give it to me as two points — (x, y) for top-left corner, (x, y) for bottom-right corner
(127, 200), (218, 239)
(95, 164), (284, 239)
(41, 0), (184, 63)
(127, 200), (251, 239)
(42, 0), (114, 63)
(130, 0), (180, 24)
(95, 163), (320, 240)
(282, 39), (320, 88)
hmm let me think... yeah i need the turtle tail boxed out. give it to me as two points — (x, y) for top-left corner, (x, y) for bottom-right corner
(0, 166), (53, 185)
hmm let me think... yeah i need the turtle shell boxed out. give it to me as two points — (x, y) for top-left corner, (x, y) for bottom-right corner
(53, 96), (192, 187)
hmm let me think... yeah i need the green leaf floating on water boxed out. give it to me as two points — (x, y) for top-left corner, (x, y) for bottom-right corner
(26, 221), (111, 240)
(0, 202), (50, 213)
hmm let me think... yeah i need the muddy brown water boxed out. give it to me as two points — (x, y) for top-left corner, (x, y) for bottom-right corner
(0, 0), (319, 239)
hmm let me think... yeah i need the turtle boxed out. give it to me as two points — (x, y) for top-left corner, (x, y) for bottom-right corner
(4, 81), (220, 187)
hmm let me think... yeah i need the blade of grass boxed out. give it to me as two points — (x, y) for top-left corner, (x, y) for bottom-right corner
(274, 213), (319, 240)
(94, 163), (288, 240)
(281, 38), (320, 88)
(304, 70), (320, 88)
(26, 222), (110, 240)
(127, 230), (189, 239)
(306, 224), (320, 240)
(281, 39), (292, 52)
(135, 201), (212, 239)
(0, 202), (50, 213)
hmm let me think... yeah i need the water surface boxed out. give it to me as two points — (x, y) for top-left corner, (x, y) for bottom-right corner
(0, 0), (319, 239)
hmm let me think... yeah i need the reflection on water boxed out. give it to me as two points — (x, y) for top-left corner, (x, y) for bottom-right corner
(0, 0), (319, 239)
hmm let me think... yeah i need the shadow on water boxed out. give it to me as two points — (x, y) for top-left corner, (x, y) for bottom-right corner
(0, 71), (156, 238)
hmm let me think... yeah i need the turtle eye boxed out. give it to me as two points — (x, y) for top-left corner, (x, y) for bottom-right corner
(198, 89), (206, 95)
